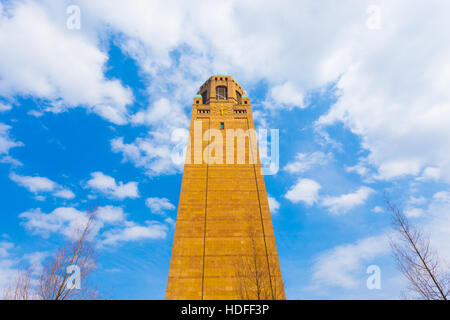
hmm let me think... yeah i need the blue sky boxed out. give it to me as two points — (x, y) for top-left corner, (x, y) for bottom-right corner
(1, 0), (450, 299)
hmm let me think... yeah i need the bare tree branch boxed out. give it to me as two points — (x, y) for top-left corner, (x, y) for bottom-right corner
(3, 206), (99, 300)
(2, 265), (33, 300)
(386, 197), (448, 300)
(234, 226), (284, 300)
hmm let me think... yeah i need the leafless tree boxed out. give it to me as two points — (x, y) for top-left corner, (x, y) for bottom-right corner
(3, 206), (99, 300)
(234, 226), (285, 300)
(386, 198), (449, 300)
(2, 265), (33, 300)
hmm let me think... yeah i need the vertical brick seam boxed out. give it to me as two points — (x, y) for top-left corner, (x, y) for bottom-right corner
(201, 118), (210, 299)
(247, 117), (274, 299)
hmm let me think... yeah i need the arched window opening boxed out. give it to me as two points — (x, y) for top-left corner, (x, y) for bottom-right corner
(202, 91), (208, 104)
(236, 91), (242, 105)
(216, 86), (228, 100)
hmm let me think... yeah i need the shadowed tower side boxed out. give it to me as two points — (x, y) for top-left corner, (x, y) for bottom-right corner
(166, 75), (285, 300)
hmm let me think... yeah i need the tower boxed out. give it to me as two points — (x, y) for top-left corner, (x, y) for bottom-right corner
(166, 75), (285, 300)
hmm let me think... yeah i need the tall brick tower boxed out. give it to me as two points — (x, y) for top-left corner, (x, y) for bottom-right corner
(166, 75), (285, 300)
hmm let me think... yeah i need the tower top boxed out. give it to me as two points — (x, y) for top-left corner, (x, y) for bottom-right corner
(196, 75), (248, 105)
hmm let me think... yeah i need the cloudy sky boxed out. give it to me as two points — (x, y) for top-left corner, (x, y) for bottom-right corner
(1, 0), (449, 299)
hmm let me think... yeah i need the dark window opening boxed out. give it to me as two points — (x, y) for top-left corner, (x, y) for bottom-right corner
(236, 91), (242, 105)
(220, 122), (224, 129)
(202, 91), (208, 104)
(216, 86), (228, 100)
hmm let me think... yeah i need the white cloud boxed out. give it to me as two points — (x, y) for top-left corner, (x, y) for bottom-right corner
(145, 197), (175, 215)
(52, 188), (75, 200)
(416, 191), (450, 261)
(407, 196), (427, 206)
(0, 241), (13, 259)
(345, 158), (375, 182)
(312, 191), (450, 289)
(102, 221), (167, 245)
(285, 178), (321, 205)
(27, 110), (44, 118)
(264, 81), (305, 109)
(19, 0), (441, 183)
(86, 172), (139, 200)
(78, 0), (355, 92)
(402, 196), (428, 218)
(0, 123), (22, 155)
(63, 0), (360, 177)
(371, 206), (383, 213)
(0, 241), (49, 294)
(417, 167), (441, 182)
(312, 234), (389, 289)
(326, 191), (450, 289)
(321, 186), (374, 215)
(23, 251), (49, 275)
(18, 205), (168, 247)
(9, 172), (75, 199)
(0, 155), (22, 167)
(165, 217), (175, 226)
(430, 199), (450, 257)
(96, 205), (126, 224)
(131, 98), (188, 129)
(313, 1), (450, 183)
(284, 152), (330, 174)
(346, 164), (369, 177)
(404, 207), (425, 218)
(0, 2), (133, 124)
(35, 195), (46, 202)
(1, 1), (449, 183)
(113, 99), (191, 177)
(19, 207), (91, 239)
(0, 103), (11, 112)
(0, 241), (17, 293)
(268, 195), (280, 214)
(10, 172), (56, 192)
(111, 134), (181, 177)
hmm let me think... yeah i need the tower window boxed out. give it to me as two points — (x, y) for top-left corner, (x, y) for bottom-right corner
(220, 122), (224, 129)
(216, 86), (228, 100)
(202, 91), (208, 104)
(236, 91), (242, 105)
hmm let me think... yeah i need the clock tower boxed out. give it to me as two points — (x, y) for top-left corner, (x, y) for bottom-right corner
(166, 75), (285, 300)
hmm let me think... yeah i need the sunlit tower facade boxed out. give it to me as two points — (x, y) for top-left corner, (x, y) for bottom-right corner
(166, 75), (285, 300)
